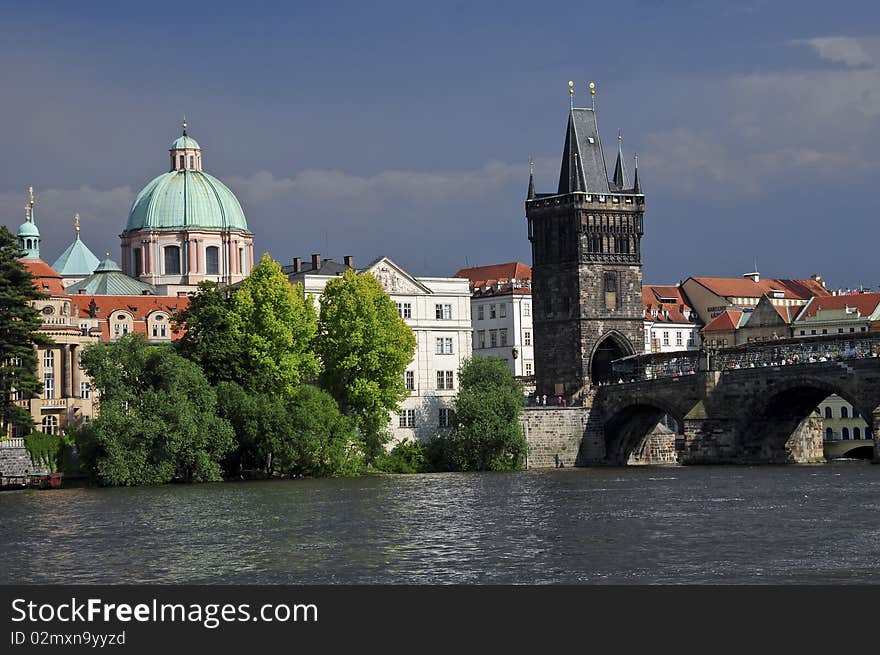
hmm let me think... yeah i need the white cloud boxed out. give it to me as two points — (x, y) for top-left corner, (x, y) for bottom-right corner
(794, 36), (873, 68)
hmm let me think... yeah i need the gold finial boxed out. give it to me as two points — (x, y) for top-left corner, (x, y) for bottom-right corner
(28, 186), (35, 207)
(568, 80), (574, 108)
(25, 204), (31, 222)
(529, 156), (534, 174)
(589, 81), (596, 96)
(618, 128), (622, 143)
(105, 251), (110, 258)
(74, 213), (81, 233)
(182, 115), (188, 136)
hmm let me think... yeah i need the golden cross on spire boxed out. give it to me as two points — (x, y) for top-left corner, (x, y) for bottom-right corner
(182, 115), (188, 136)
(28, 186), (35, 207)
(74, 213), (81, 233)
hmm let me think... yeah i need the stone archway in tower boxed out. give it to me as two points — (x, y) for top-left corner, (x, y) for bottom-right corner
(590, 332), (634, 384)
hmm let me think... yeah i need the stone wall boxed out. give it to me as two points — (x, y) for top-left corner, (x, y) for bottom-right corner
(521, 407), (588, 468)
(0, 439), (33, 482)
(627, 424), (678, 465)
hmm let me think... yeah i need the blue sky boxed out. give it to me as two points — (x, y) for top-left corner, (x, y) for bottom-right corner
(2, 0), (880, 288)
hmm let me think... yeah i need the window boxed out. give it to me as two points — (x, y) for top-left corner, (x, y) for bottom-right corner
(80, 382), (91, 399)
(604, 272), (618, 310)
(398, 410), (415, 428)
(164, 246), (181, 275)
(500, 329), (508, 347)
(405, 371), (415, 391)
(524, 331), (531, 346)
(206, 246), (219, 275)
(676, 332), (683, 346)
(134, 249), (143, 277)
(160, 324), (167, 337)
(799, 330), (805, 336)
(824, 407), (832, 419)
(477, 305), (484, 320)
(662, 331), (669, 346)
(43, 350), (54, 371)
(861, 326), (868, 332)
(838, 328), (844, 334)
(842, 427), (850, 440)
(477, 331), (485, 349)
(435, 337), (453, 354)
(825, 427), (834, 441)
(840, 406), (849, 418)
(153, 324), (159, 337)
(854, 427), (861, 439)
(189, 155), (194, 169)
(810, 330), (816, 335)
(179, 155), (185, 169)
(523, 303), (531, 317)
(438, 408), (453, 428)
(490, 304), (497, 319)
(525, 362), (532, 376)
(44, 373), (54, 399)
(489, 330), (498, 348)
(821, 329), (828, 335)
(435, 303), (452, 320)
(499, 303), (507, 318)
(436, 371), (454, 390)
(397, 302), (412, 319)
(41, 415), (58, 435)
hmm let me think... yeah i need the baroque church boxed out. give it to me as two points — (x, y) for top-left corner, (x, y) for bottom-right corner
(6, 122), (252, 439)
(526, 84), (645, 399)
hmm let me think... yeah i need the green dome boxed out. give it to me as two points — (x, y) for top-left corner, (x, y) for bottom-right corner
(171, 135), (201, 150)
(17, 220), (40, 237)
(124, 170), (249, 233)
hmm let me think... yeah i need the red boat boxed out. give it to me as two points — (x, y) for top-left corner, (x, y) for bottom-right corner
(27, 472), (63, 489)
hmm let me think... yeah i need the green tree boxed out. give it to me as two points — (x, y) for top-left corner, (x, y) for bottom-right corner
(172, 281), (248, 386)
(315, 270), (416, 462)
(217, 382), (362, 478)
(75, 335), (234, 486)
(0, 226), (51, 434)
(232, 253), (319, 394)
(431, 356), (527, 471)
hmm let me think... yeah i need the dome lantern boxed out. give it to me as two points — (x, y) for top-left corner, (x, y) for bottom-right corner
(16, 186), (40, 259)
(169, 117), (202, 172)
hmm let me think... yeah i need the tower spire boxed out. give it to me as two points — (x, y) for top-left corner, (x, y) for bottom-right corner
(611, 129), (628, 190)
(527, 157), (536, 200)
(632, 152), (641, 194)
(182, 115), (188, 136)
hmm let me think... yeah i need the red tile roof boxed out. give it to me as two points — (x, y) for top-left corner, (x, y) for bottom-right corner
(454, 262), (532, 297)
(702, 309), (744, 332)
(20, 258), (66, 295)
(795, 292), (880, 320)
(642, 284), (698, 324)
(689, 276), (830, 301)
(72, 295), (188, 320)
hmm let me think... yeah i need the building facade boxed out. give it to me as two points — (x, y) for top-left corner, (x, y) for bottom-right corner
(526, 94), (645, 398)
(294, 256), (472, 445)
(642, 284), (701, 354)
(453, 262), (534, 379)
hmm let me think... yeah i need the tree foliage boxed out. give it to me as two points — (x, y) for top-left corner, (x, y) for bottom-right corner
(315, 270), (417, 461)
(217, 382), (362, 478)
(232, 253), (319, 394)
(431, 356), (527, 471)
(75, 335), (234, 486)
(0, 226), (51, 433)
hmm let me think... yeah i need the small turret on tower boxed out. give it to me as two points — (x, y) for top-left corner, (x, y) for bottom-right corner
(16, 186), (40, 259)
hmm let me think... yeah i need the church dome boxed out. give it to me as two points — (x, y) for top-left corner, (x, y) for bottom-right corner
(124, 170), (249, 233)
(17, 219), (39, 237)
(124, 124), (249, 234)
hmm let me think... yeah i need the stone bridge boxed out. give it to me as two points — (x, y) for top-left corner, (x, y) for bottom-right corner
(523, 334), (880, 466)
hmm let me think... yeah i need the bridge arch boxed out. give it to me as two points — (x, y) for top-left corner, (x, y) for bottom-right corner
(732, 373), (873, 463)
(590, 331), (635, 384)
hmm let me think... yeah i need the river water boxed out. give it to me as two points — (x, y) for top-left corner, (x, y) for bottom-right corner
(2, 463), (879, 584)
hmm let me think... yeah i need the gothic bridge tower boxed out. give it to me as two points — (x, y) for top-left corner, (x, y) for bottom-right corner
(526, 82), (645, 397)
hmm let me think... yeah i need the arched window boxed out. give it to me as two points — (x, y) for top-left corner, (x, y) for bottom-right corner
(853, 427), (861, 440)
(164, 246), (181, 275)
(824, 406), (832, 419)
(205, 246), (219, 275)
(41, 415), (58, 435)
(840, 406), (849, 418)
(842, 427), (850, 440)
(825, 427), (834, 441)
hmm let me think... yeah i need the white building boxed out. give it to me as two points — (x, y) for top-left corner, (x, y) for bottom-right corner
(642, 284), (701, 354)
(290, 255), (472, 445)
(453, 262), (534, 379)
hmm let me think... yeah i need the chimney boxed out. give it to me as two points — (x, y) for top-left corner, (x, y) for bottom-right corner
(344, 255), (354, 269)
(743, 271), (760, 283)
(811, 273), (825, 289)
(293, 257), (302, 273)
(311, 253), (321, 271)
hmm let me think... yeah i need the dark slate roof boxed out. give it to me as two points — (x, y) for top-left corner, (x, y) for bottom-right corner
(611, 139), (628, 191)
(283, 258), (351, 284)
(557, 108), (611, 195)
